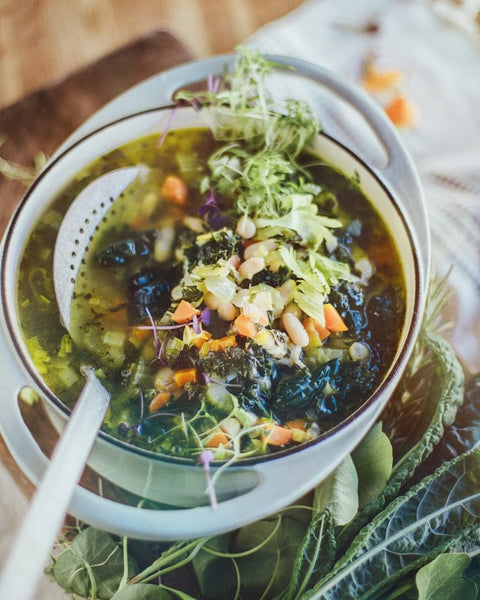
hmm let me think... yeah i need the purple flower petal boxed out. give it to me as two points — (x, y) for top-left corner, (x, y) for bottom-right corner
(192, 313), (201, 334)
(201, 307), (211, 326)
(199, 189), (230, 230)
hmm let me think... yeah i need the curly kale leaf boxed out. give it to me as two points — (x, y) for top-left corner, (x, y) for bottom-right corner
(182, 229), (243, 266)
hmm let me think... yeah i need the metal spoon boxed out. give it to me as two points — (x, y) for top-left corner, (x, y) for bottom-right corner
(0, 166), (142, 600)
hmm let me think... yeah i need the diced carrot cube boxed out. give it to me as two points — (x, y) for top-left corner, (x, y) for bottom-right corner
(385, 95), (417, 128)
(161, 174), (188, 205)
(285, 419), (307, 432)
(234, 314), (257, 338)
(323, 304), (348, 332)
(207, 431), (230, 448)
(207, 335), (238, 352)
(266, 425), (293, 446)
(360, 60), (404, 93)
(303, 316), (331, 342)
(174, 368), (197, 387)
(171, 300), (200, 324)
(190, 331), (212, 349)
(149, 391), (171, 413)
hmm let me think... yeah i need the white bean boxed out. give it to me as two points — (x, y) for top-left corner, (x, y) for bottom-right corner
(221, 417), (241, 437)
(244, 239), (277, 260)
(171, 285), (183, 300)
(204, 293), (237, 321)
(282, 312), (309, 347)
(236, 215), (256, 239)
(355, 257), (375, 284)
(227, 254), (241, 269)
(154, 366), (174, 391)
(217, 300), (238, 321)
(203, 292), (220, 310)
(238, 256), (265, 280)
(278, 279), (296, 303)
(154, 226), (175, 262)
(142, 191), (158, 217)
(349, 342), (370, 361)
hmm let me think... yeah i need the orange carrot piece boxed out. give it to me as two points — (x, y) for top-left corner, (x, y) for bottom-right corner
(323, 304), (348, 332)
(303, 316), (331, 342)
(266, 425), (293, 446)
(234, 314), (257, 338)
(190, 330), (212, 349)
(171, 300), (200, 324)
(207, 335), (238, 352)
(149, 391), (171, 413)
(131, 326), (152, 342)
(207, 431), (230, 448)
(161, 174), (188, 205)
(285, 419), (307, 432)
(385, 94), (417, 128)
(360, 59), (404, 93)
(174, 368), (197, 387)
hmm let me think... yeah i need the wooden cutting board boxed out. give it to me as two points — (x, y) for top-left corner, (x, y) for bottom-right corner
(0, 29), (193, 239)
(0, 29), (194, 498)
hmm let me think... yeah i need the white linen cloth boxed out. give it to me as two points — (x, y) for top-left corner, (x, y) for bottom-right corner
(246, 0), (480, 371)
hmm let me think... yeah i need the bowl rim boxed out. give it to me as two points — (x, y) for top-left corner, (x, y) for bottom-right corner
(1, 105), (422, 467)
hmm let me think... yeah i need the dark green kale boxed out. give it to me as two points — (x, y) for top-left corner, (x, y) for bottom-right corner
(273, 358), (378, 426)
(127, 267), (173, 323)
(250, 265), (291, 287)
(96, 229), (157, 266)
(183, 229), (243, 266)
(199, 344), (277, 415)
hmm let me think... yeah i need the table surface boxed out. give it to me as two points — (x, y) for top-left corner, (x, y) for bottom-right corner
(0, 0), (304, 110)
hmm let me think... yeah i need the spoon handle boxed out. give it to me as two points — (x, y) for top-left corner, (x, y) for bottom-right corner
(0, 368), (110, 600)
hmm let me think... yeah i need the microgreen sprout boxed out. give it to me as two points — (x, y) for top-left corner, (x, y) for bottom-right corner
(207, 72), (221, 95)
(157, 105), (178, 147)
(199, 449), (218, 510)
(144, 306), (159, 355)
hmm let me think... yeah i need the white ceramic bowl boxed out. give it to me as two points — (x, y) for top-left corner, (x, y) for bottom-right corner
(0, 55), (429, 540)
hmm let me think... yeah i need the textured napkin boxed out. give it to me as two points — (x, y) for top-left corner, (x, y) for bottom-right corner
(247, 0), (480, 371)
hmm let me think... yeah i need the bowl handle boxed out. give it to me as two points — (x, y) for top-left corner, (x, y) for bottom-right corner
(0, 329), (52, 486)
(61, 396), (381, 541)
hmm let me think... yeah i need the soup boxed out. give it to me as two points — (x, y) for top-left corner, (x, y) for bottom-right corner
(17, 126), (405, 461)
(16, 50), (406, 462)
